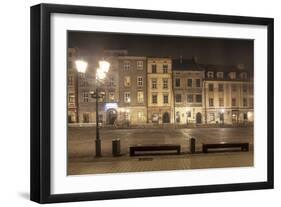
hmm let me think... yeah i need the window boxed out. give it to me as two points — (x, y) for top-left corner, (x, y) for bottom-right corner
(124, 92), (130, 103)
(243, 98), (247, 107)
(232, 98), (236, 106)
(137, 76), (143, 87)
(175, 94), (182, 103)
(109, 92), (115, 101)
(217, 72), (224, 78)
(163, 64), (168, 73)
(209, 98), (214, 107)
(163, 95), (169, 104)
(152, 95), (157, 104)
(68, 93), (75, 103)
(68, 75), (74, 86)
(231, 84), (237, 92)
(229, 72), (236, 79)
(137, 91), (144, 103)
(175, 78), (181, 87)
(163, 79), (168, 89)
(137, 111), (145, 121)
(187, 79), (192, 87)
(152, 79), (157, 89)
(124, 61), (130, 71)
(219, 98), (224, 107)
(208, 83), (214, 92)
(243, 85), (248, 93)
(124, 76), (131, 87)
(152, 64), (157, 73)
(196, 79), (201, 87)
(187, 111), (191, 117)
(137, 61), (143, 70)
(207, 71), (214, 78)
(195, 95), (202, 103)
(218, 84), (224, 92)
(187, 95), (193, 103)
(83, 92), (89, 102)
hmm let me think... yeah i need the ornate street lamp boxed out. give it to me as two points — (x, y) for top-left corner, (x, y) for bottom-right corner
(75, 59), (110, 157)
(94, 63), (110, 157)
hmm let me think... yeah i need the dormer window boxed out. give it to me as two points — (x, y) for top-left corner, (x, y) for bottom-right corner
(207, 71), (214, 78)
(217, 72), (224, 79)
(228, 72), (236, 80)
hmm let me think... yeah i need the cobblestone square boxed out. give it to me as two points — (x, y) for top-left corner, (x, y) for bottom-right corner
(67, 127), (253, 175)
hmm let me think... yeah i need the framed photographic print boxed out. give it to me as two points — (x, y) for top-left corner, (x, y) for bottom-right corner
(30, 3), (274, 203)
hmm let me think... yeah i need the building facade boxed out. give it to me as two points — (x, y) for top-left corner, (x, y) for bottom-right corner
(67, 48), (254, 126)
(67, 48), (78, 123)
(117, 56), (147, 125)
(203, 66), (254, 125)
(173, 59), (204, 124)
(147, 58), (174, 124)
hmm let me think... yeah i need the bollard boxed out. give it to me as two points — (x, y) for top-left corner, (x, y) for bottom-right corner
(190, 137), (196, 154)
(112, 138), (121, 156)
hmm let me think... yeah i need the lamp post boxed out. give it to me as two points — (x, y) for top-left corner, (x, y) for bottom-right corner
(75, 59), (110, 157)
(94, 61), (110, 157)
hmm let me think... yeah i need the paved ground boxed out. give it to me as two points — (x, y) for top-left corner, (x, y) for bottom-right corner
(67, 127), (253, 175)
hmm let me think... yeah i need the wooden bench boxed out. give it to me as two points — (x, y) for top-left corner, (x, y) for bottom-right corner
(202, 142), (249, 153)
(130, 144), (181, 156)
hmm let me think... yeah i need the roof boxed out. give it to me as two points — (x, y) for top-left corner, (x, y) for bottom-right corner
(172, 58), (204, 71)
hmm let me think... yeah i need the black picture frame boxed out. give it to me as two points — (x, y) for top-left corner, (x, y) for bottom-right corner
(30, 3), (274, 204)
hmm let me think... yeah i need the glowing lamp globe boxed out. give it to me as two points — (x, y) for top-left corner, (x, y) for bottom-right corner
(99, 60), (110, 73)
(75, 60), (88, 73)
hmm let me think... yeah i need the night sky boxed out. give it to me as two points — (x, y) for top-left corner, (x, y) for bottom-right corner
(68, 31), (253, 72)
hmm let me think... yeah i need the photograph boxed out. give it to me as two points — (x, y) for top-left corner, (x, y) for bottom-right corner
(67, 31), (254, 175)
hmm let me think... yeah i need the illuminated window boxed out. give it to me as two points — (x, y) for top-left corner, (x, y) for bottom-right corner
(124, 76), (131, 87)
(137, 76), (143, 87)
(163, 64), (168, 73)
(124, 61), (130, 71)
(124, 92), (130, 103)
(137, 91), (144, 103)
(137, 61), (143, 70)
(163, 79), (168, 89)
(152, 79), (157, 89)
(82, 92), (89, 102)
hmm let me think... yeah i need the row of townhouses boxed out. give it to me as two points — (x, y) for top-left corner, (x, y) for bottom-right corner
(67, 48), (254, 126)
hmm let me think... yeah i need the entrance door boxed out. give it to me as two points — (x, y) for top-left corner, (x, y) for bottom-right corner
(107, 109), (117, 125)
(83, 113), (89, 123)
(196, 112), (202, 124)
(163, 112), (170, 123)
